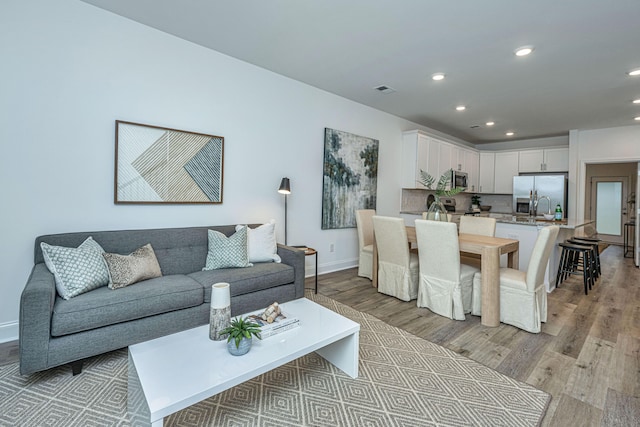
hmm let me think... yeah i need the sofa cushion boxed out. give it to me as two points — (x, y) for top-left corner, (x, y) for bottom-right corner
(102, 243), (162, 289)
(41, 237), (110, 300)
(189, 262), (295, 302)
(51, 274), (203, 336)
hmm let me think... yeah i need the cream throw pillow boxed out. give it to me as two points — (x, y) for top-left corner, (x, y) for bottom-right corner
(236, 220), (281, 263)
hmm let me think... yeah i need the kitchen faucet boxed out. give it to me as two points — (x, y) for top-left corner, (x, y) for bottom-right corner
(534, 195), (551, 216)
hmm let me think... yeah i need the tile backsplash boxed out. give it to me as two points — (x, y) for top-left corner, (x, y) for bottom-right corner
(401, 189), (512, 214)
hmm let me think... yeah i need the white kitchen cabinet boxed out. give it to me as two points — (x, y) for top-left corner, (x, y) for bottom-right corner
(543, 147), (569, 172)
(452, 146), (465, 171)
(494, 151), (519, 193)
(403, 130), (480, 188)
(478, 152), (495, 193)
(402, 130), (431, 188)
(465, 150), (479, 192)
(518, 147), (569, 172)
(438, 142), (453, 178)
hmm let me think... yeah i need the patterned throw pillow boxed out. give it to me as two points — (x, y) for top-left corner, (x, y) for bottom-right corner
(41, 237), (110, 300)
(102, 243), (162, 289)
(203, 226), (253, 270)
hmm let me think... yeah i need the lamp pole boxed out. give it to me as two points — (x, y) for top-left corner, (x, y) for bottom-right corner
(278, 178), (291, 245)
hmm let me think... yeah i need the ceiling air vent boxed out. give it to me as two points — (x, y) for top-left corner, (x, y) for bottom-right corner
(469, 125), (480, 129)
(373, 85), (396, 94)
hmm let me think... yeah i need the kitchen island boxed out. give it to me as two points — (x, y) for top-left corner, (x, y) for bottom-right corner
(492, 216), (595, 292)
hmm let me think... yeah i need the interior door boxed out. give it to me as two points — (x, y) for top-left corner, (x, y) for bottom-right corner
(590, 176), (628, 244)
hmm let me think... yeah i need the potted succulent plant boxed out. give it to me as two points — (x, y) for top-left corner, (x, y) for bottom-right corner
(220, 316), (262, 356)
(471, 194), (481, 210)
(419, 168), (465, 221)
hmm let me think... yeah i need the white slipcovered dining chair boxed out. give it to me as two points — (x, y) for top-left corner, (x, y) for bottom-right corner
(415, 219), (479, 320)
(356, 209), (376, 279)
(459, 216), (496, 236)
(459, 216), (496, 268)
(471, 225), (560, 333)
(372, 215), (419, 301)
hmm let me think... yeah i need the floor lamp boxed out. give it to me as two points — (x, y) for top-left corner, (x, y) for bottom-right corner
(278, 177), (291, 245)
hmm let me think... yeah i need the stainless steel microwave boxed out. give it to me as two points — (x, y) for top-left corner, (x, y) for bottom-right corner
(450, 170), (468, 190)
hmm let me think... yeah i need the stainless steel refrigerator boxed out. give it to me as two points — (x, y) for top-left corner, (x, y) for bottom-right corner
(513, 174), (568, 218)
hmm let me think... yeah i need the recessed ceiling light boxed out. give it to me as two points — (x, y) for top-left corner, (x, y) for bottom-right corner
(514, 46), (534, 56)
(628, 69), (640, 76)
(456, 105), (466, 111)
(633, 99), (640, 104)
(635, 116), (640, 121)
(506, 131), (515, 136)
(432, 73), (445, 81)
(486, 121), (495, 126)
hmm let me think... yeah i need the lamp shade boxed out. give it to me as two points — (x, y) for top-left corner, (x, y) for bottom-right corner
(278, 177), (291, 194)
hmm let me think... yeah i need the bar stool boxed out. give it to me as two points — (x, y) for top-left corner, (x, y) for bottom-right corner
(556, 242), (596, 295)
(567, 238), (600, 281)
(571, 236), (602, 278)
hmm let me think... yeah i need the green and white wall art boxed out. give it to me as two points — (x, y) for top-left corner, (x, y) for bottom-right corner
(322, 128), (378, 229)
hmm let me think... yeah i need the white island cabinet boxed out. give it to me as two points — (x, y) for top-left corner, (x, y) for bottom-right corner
(494, 218), (594, 292)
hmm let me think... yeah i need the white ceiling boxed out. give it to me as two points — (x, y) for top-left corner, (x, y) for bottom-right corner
(81, 0), (640, 144)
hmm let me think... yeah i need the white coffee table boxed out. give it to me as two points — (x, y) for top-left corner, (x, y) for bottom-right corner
(127, 298), (360, 426)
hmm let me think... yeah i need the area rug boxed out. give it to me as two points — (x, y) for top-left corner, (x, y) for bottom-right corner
(0, 292), (550, 426)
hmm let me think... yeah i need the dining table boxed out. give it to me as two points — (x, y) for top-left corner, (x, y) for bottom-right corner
(371, 226), (519, 327)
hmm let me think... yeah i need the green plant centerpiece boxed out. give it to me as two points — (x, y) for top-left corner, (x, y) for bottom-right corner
(419, 168), (465, 222)
(220, 316), (262, 356)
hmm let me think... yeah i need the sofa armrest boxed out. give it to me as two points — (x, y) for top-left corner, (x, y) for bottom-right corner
(277, 244), (306, 299)
(19, 263), (57, 375)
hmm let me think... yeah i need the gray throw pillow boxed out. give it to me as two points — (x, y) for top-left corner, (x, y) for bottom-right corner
(203, 226), (252, 270)
(41, 237), (110, 300)
(102, 243), (163, 289)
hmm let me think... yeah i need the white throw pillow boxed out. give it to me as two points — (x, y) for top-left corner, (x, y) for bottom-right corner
(236, 220), (281, 263)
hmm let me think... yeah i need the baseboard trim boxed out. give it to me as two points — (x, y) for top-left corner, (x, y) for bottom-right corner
(0, 321), (19, 344)
(313, 259), (357, 277)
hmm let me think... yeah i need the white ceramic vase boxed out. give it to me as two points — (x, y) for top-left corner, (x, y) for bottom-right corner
(209, 282), (231, 341)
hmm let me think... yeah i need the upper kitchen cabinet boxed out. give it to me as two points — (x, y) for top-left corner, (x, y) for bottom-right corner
(478, 152), (495, 193)
(437, 142), (453, 178)
(465, 150), (479, 192)
(480, 151), (519, 194)
(402, 130), (479, 189)
(518, 147), (569, 173)
(402, 130), (436, 188)
(494, 151), (519, 193)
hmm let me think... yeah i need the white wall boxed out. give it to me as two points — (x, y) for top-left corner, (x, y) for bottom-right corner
(569, 125), (640, 220)
(0, 0), (452, 342)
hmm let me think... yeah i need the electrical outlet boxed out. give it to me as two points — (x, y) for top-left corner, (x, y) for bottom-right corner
(507, 233), (518, 239)
(330, 243), (335, 252)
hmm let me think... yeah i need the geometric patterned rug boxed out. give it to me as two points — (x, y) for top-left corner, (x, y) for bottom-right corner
(0, 291), (550, 426)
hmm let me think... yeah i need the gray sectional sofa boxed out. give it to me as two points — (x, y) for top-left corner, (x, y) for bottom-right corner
(19, 225), (305, 375)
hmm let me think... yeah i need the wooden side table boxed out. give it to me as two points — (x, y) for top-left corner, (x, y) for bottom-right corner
(293, 246), (318, 293)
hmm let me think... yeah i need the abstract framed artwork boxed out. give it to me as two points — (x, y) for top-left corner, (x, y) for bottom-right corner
(322, 128), (379, 229)
(114, 121), (224, 204)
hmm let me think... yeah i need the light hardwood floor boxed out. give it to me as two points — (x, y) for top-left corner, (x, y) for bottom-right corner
(316, 245), (639, 427)
(1, 246), (637, 425)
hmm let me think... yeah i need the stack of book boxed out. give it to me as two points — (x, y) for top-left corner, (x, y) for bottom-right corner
(247, 310), (300, 338)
